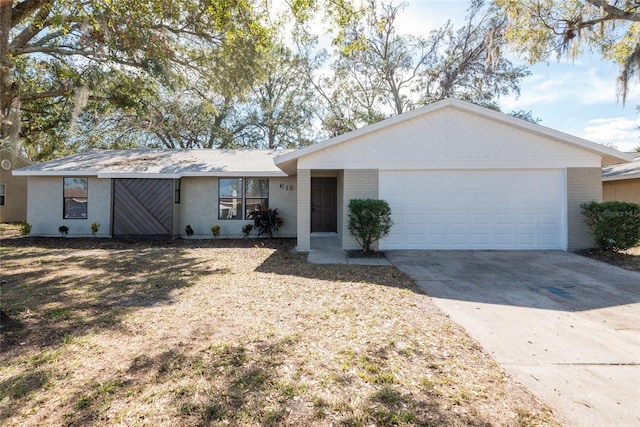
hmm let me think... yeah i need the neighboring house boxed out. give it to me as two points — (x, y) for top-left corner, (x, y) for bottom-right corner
(602, 153), (640, 204)
(0, 150), (30, 223)
(14, 99), (631, 250)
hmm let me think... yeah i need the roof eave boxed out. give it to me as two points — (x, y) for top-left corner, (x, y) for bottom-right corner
(13, 170), (290, 178)
(180, 171), (289, 177)
(12, 170), (100, 177)
(602, 173), (640, 182)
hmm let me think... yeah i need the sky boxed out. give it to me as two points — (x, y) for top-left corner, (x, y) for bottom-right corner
(398, 0), (640, 152)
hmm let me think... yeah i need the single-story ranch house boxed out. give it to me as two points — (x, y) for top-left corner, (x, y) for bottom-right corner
(14, 98), (631, 251)
(602, 153), (640, 204)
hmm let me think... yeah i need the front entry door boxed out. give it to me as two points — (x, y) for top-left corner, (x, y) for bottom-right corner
(311, 178), (337, 233)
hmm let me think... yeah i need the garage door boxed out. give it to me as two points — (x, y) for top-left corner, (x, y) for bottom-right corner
(379, 170), (565, 250)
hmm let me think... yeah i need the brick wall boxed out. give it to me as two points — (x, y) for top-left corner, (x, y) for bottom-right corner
(567, 167), (602, 250)
(341, 169), (379, 250)
(296, 169), (311, 251)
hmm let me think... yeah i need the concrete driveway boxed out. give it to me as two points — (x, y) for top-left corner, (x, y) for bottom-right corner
(386, 251), (640, 427)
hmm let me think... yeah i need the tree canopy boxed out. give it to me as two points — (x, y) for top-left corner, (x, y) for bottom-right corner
(1, 0), (272, 158)
(2, 0), (530, 160)
(495, 0), (640, 103)
(304, 0), (527, 135)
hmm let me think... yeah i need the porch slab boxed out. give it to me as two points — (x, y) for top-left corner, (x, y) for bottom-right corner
(307, 234), (390, 265)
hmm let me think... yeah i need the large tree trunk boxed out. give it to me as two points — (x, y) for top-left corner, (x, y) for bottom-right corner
(0, 0), (15, 141)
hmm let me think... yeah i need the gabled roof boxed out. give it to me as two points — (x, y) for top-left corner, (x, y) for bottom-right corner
(602, 155), (640, 181)
(14, 149), (293, 178)
(274, 98), (632, 174)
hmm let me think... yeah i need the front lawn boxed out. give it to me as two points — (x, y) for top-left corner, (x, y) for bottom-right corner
(0, 234), (558, 426)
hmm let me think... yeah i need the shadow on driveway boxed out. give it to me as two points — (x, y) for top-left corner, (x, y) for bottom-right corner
(386, 250), (640, 312)
(386, 250), (640, 427)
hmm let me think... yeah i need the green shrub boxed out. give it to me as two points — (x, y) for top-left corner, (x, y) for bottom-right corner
(91, 222), (100, 237)
(211, 225), (221, 237)
(248, 208), (283, 238)
(19, 221), (31, 236)
(348, 199), (393, 252)
(581, 201), (640, 251)
(241, 224), (253, 237)
(58, 225), (69, 237)
(185, 224), (194, 238)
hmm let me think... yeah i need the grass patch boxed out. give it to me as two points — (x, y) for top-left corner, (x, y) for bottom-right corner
(0, 236), (560, 426)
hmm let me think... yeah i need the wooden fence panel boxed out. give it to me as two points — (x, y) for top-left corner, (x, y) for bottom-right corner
(112, 179), (172, 237)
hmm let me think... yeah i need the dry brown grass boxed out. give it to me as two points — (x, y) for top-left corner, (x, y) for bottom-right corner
(1, 228), (559, 426)
(575, 246), (640, 272)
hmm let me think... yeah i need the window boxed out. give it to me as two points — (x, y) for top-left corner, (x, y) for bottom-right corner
(218, 178), (269, 219)
(0, 184), (5, 206)
(245, 178), (269, 217)
(63, 177), (88, 219)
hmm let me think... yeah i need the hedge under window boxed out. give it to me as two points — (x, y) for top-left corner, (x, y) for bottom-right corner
(63, 177), (88, 219)
(218, 178), (268, 219)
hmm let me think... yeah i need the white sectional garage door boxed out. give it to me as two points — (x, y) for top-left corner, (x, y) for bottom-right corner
(379, 170), (565, 250)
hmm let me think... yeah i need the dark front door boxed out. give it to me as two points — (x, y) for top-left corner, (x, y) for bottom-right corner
(112, 179), (173, 238)
(311, 177), (337, 233)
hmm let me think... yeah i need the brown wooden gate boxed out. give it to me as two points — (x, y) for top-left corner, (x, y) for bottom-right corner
(112, 179), (173, 238)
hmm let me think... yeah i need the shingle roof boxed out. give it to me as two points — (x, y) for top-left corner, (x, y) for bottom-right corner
(13, 149), (293, 178)
(602, 154), (640, 181)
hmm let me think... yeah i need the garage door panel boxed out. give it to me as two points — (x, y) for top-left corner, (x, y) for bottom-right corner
(406, 214), (424, 225)
(380, 170), (565, 250)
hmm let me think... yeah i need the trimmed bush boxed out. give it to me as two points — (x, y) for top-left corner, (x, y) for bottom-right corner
(211, 225), (221, 237)
(19, 221), (31, 236)
(58, 225), (69, 237)
(581, 201), (640, 251)
(248, 208), (283, 238)
(185, 224), (194, 238)
(348, 199), (393, 253)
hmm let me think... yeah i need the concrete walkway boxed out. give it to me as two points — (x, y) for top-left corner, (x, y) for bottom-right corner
(386, 250), (640, 427)
(307, 234), (391, 265)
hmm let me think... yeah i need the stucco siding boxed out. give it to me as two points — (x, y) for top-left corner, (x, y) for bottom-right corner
(178, 177), (217, 238)
(296, 170), (311, 251)
(603, 179), (640, 204)
(269, 176), (297, 237)
(341, 169), (379, 250)
(337, 170), (344, 246)
(177, 176), (297, 239)
(567, 168), (602, 250)
(27, 176), (111, 237)
(0, 152), (29, 222)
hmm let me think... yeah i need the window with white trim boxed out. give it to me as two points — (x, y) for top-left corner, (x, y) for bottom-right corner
(218, 178), (269, 219)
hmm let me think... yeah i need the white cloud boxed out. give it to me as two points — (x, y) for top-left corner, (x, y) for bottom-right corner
(581, 117), (640, 151)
